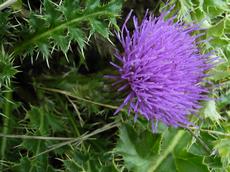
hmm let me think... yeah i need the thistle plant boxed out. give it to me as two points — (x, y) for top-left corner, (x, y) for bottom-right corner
(0, 0), (229, 171)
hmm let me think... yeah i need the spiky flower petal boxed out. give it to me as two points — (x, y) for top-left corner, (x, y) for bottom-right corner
(109, 9), (214, 129)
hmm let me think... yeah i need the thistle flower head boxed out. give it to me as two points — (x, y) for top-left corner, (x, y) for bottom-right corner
(108, 8), (214, 129)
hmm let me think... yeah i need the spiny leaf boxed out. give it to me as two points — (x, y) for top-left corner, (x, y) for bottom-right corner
(207, 19), (226, 37)
(115, 123), (163, 172)
(174, 151), (209, 172)
(203, 100), (222, 124)
(202, 0), (230, 17)
(204, 156), (223, 170)
(86, 0), (100, 10)
(68, 27), (86, 57)
(37, 42), (50, 66)
(44, 0), (61, 26)
(63, 148), (118, 172)
(90, 19), (109, 38)
(115, 124), (213, 172)
(14, 156), (55, 172)
(0, 47), (17, 87)
(53, 35), (70, 55)
(0, 12), (9, 42)
(12, 0), (122, 65)
(225, 17), (230, 33)
(29, 14), (47, 32)
(214, 138), (230, 167)
(62, 0), (80, 20)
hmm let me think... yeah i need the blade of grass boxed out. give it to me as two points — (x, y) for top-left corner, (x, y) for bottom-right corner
(0, 122), (120, 172)
(66, 96), (84, 127)
(39, 87), (121, 110)
(31, 121), (119, 159)
(0, 0), (17, 11)
(0, 134), (76, 140)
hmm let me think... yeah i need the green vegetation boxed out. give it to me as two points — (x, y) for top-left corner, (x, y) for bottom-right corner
(0, 0), (229, 171)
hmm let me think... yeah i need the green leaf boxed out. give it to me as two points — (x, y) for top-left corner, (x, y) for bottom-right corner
(17, 157), (30, 172)
(115, 124), (162, 172)
(68, 27), (86, 56)
(20, 139), (46, 154)
(14, 156), (55, 172)
(175, 151), (209, 172)
(11, 0), (22, 11)
(53, 35), (70, 55)
(100, 165), (118, 172)
(157, 154), (177, 172)
(90, 19), (109, 38)
(225, 18), (230, 33)
(210, 37), (229, 47)
(203, 100), (222, 123)
(13, 0), (122, 65)
(214, 138), (230, 167)
(202, 0), (230, 17)
(44, 0), (61, 26)
(207, 19), (226, 37)
(115, 124), (215, 172)
(204, 156), (223, 170)
(37, 43), (50, 65)
(0, 11), (9, 41)
(210, 63), (230, 81)
(106, 0), (123, 14)
(0, 47), (17, 87)
(85, 0), (100, 10)
(45, 109), (64, 132)
(63, 148), (117, 172)
(26, 106), (63, 134)
(26, 106), (48, 135)
(29, 14), (47, 33)
(63, 159), (84, 172)
(62, 0), (80, 19)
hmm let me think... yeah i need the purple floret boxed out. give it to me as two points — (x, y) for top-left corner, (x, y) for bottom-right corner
(109, 9), (214, 129)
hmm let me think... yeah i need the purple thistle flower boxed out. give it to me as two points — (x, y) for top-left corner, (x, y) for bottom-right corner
(108, 8), (214, 129)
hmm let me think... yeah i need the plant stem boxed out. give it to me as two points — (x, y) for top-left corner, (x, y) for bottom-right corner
(0, 134), (76, 140)
(189, 127), (230, 137)
(31, 122), (118, 159)
(66, 96), (84, 127)
(187, 128), (211, 154)
(40, 87), (121, 110)
(0, 89), (12, 171)
(147, 130), (185, 172)
(0, 0), (17, 11)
